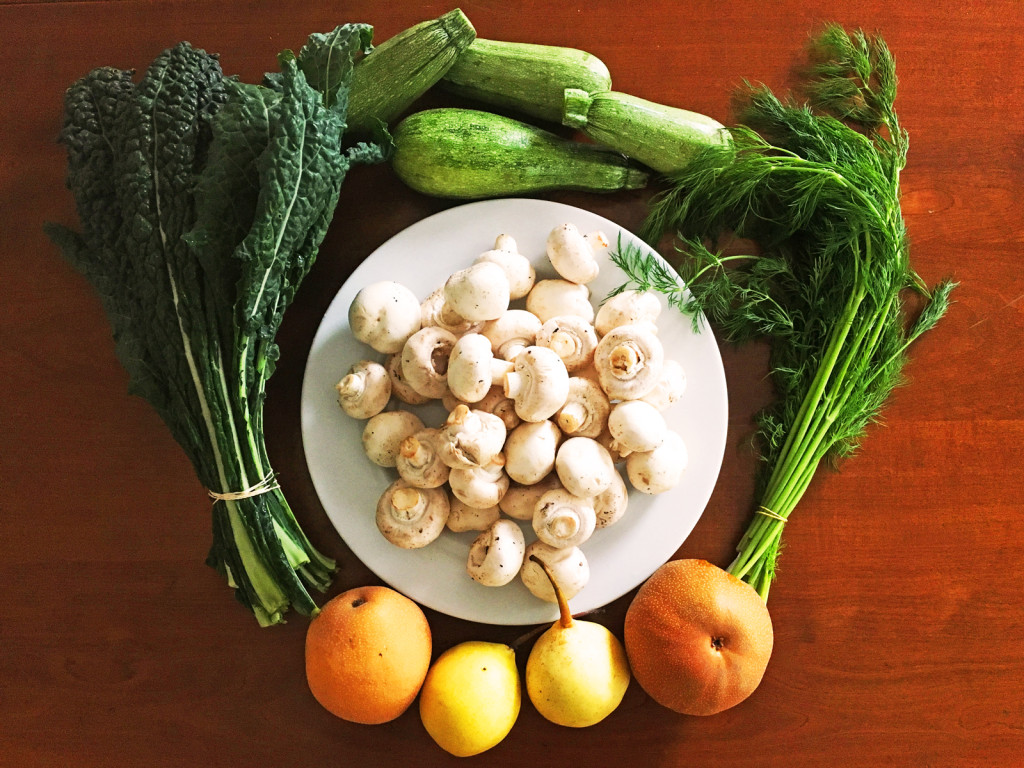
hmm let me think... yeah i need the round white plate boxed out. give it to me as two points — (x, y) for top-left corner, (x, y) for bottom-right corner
(301, 198), (728, 625)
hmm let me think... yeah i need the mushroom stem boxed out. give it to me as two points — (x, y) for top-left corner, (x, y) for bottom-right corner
(530, 554), (574, 629)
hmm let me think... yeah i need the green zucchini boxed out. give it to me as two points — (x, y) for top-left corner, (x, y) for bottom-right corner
(391, 108), (648, 199)
(442, 39), (611, 123)
(562, 89), (730, 174)
(346, 9), (476, 137)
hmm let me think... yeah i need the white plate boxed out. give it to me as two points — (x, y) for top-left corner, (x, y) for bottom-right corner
(301, 199), (728, 625)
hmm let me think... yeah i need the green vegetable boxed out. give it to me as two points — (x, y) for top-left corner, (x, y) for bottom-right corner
(46, 27), (387, 625)
(346, 8), (476, 137)
(391, 107), (648, 199)
(562, 89), (730, 174)
(612, 26), (955, 599)
(442, 38), (611, 123)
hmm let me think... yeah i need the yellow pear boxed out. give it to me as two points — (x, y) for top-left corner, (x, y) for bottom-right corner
(525, 556), (631, 727)
(419, 640), (520, 757)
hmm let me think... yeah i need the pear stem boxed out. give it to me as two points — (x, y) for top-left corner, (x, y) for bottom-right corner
(530, 554), (574, 629)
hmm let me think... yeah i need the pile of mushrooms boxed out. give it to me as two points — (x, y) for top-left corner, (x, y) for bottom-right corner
(336, 223), (689, 604)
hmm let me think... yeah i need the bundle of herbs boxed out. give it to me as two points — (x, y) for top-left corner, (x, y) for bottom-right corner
(47, 26), (387, 625)
(613, 25), (955, 599)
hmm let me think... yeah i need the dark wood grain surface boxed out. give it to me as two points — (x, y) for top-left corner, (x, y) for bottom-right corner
(2, 1), (1022, 766)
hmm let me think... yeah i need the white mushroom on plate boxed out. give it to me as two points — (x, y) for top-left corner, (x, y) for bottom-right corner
(466, 519), (526, 587)
(437, 404), (508, 469)
(362, 410), (425, 467)
(593, 323), (665, 401)
(526, 279), (594, 324)
(641, 359), (687, 412)
(535, 314), (599, 373)
(594, 289), (662, 337)
(447, 333), (515, 404)
(420, 287), (482, 336)
(348, 281), (422, 354)
(446, 497), (501, 533)
(554, 436), (617, 498)
(503, 419), (562, 485)
(626, 430), (688, 494)
(503, 346), (570, 423)
(474, 234), (536, 299)
(335, 360), (391, 419)
(449, 454), (510, 509)
(443, 261), (511, 323)
(395, 428), (450, 489)
(478, 309), (542, 362)
(375, 479), (449, 549)
(521, 541), (590, 602)
(546, 222), (607, 285)
(401, 325), (458, 400)
(593, 470), (629, 528)
(607, 399), (668, 457)
(533, 487), (597, 549)
(556, 377), (610, 439)
(499, 473), (562, 521)
(385, 353), (432, 406)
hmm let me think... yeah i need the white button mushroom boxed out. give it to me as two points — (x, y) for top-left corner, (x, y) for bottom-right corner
(375, 479), (449, 549)
(443, 261), (511, 323)
(446, 496), (501, 533)
(395, 428), (450, 489)
(466, 519), (526, 587)
(385, 353), (432, 406)
(593, 470), (629, 528)
(525, 279), (595, 324)
(400, 325), (458, 400)
(503, 419), (562, 485)
(362, 410), (425, 467)
(554, 436), (617, 498)
(420, 287), (482, 335)
(535, 314), (599, 373)
(607, 399), (669, 457)
(503, 346), (570, 423)
(594, 289), (662, 337)
(556, 377), (611, 439)
(449, 454), (510, 509)
(474, 234), (536, 300)
(640, 359), (687, 412)
(521, 541), (590, 602)
(546, 223), (607, 285)
(348, 281), (422, 354)
(499, 473), (563, 521)
(447, 333), (515, 404)
(335, 360), (392, 419)
(593, 323), (665, 401)
(437, 404), (508, 469)
(479, 309), (543, 362)
(533, 487), (597, 549)
(626, 430), (689, 494)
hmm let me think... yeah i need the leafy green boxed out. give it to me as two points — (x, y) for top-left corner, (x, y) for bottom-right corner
(614, 25), (955, 599)
(47, 25), (385, 625)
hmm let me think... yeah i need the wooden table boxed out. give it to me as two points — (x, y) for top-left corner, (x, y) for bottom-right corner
(3, 1), (1022, 765)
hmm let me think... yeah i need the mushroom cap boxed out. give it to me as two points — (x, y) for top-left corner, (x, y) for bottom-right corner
(525, 279), (594, 325)
(555, 436), (617, 498)
(546, 222), (604, 285)
(533, 487), (597, 549)
(499, 473), (563, 521)
(503, 346), (570, 423)
(421, 287), (482, 335)
(594, 289), (662, 337)
(626, 430), (689, 494)
(446, 497), (501, 533)
(536, 314), (599, 373)
(475, 235), (536, 299)
(520, 540), (590, 602)
(503, 419), (562, 485)
(375, 479), (449, 549)
(466, 519), (526, 587)
(555, 377), (610, 438)
(348, 281), (422, 354)
(438, 404), (508, 469)
(449, 455), (510, 509)
(395, 428), (450, 489)
(479, 309), (543, 362)
(608, 399), (669, 456)
(640, 359), (687, 412)
(385, 353), (432, 406)
(443, 261), (511, 322)
(593, 323), (665, 401)
(336, 360), (392, 419)
(593, 470), (629, 528)
(400, 325), (458, 399)
(447, 333), (514, 404)
(362, 410), (425, 467)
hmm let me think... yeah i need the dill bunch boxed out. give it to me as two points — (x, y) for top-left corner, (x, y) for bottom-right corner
(613, 25), (955, 600)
